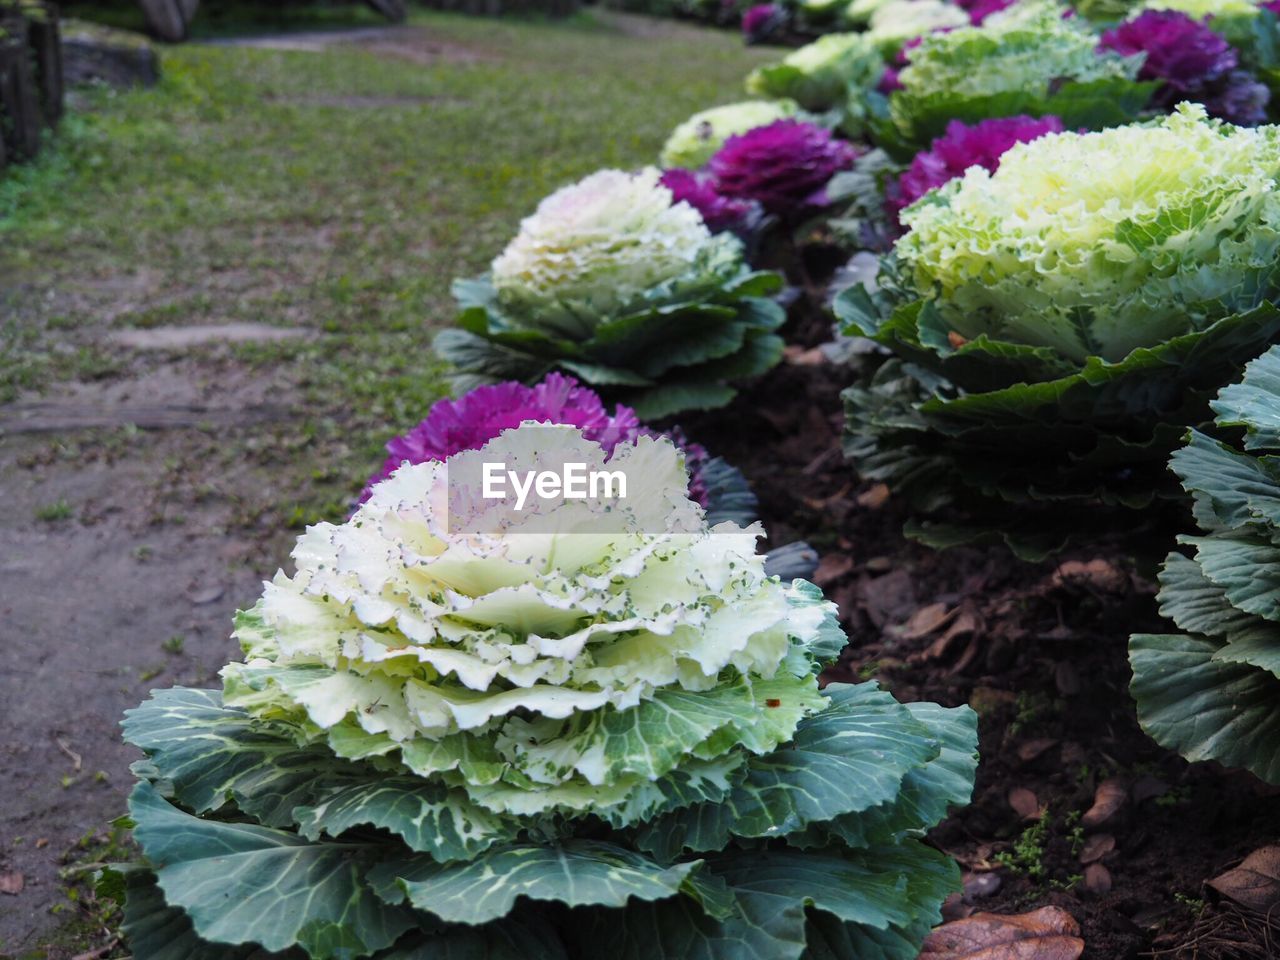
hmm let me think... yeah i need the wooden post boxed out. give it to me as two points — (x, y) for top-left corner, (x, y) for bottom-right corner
(364, 0), (407, 22)
(0, 4), (42, 162)
(138, 0), (198, 42)
(22, 1), (61, 127)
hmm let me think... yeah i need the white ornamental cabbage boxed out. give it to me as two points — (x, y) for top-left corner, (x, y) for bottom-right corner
(490, 167), (715, 319)
(866, 0), (970, 53)
(222, 424), (834, 818)
(896, 104), (1280, 362)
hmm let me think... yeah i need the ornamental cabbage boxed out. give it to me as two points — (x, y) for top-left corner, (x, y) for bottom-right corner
(659, 99), (800, 170)
(1098, 10), (1271, 125)
(111, 424), (979, 960)
(434, 168), (787, 419)
(837, 105), (1280, 556)
(1142, 0), (1261, 18)
(886, 113), (1063, 223)
(708, 118), (860, 215)
(658, 167), (757, 234)
(865, 0), (970, 53)
(1131, 346), (1280, 785)
(896, 104), (1280, 362)
(1099, 10), (1238, 93)
(491, 168), (712, 320)
(745, 32), (886, 111)
(887, 0), (1148, 149)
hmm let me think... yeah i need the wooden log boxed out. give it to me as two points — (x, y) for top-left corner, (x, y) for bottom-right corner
(137, 0), (198, 43)
(0, 6), (42, 162)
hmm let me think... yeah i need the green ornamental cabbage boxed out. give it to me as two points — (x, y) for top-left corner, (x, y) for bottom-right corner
(1131, 345), (1280, 785)
(659, 99), (801, 170)
(434, 168), (786, 420)
(886, 0), (1150, 151)
(109, 424), (979, 960)
(745, 32), (885, 112)
(837, 105), (1280, 557)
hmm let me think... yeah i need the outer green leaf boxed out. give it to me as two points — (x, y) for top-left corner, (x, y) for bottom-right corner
(129, 783), (415, 959)
(374, 913), (569, 960)
(1130, 633), (1280, 784)
(792, 701), (977, 849)
(634, 683), (938, 858)
(293, 778), (516, 864)
(120, 869), (292, 960)
(1185, 534), (1280, 622)
(569, 883), (808, 960)
(122, 687), (332, 825)
(370, 841), (700, 924)
(1212, 344), (1280, 451)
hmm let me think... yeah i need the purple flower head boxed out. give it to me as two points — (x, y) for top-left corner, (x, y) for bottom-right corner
(659, 167), (757, 234)
(888, 115), (1064, 223)
(708, 119), (860, 216)
(742, 3), (784, 40)
(362, 374), (712, 505)
(1099, 11), (1236, 91)
(1264, 0), (1280, 14)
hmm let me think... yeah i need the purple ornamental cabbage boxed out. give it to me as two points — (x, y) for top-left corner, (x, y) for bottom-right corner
(1098, 11), (1269, 125)
(961, 0), (1017, 24)
(659, 168), (757, 234)
(887, 115), (1064, 223)
(1200, 71), (1271, 126)
(1099, 11), (1236, 90)
(362, 374), (711, 505)
(742, 3), (785, 42)
(708, 119), (860, 216)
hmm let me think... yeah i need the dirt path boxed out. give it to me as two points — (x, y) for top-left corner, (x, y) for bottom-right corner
(0, 353), (300, 953)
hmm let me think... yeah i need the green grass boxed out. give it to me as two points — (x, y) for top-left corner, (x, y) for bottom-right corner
(0, 8), (771, 521)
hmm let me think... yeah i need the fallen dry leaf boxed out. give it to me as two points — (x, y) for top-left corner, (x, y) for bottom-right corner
(902, 602), (955, 640)
(34, 837), (48, 849)
(921, 608), (981, 662)
(1007, 787), (1043, 821)
(0, 872), (24, 895)
(921, 906), (1084, 960)
(855, 483), (891, 509)
(783, 344), (827, 366)
(1208, 846), (1280, 914)
(1082, 778), (1127, 829)
(813, 554), (855, 588)
(1082, 863), (1112, 896)
(1079, 834), (1116, 864)
(1050, 558), (1128, 593)
(1017, 738), (1059, 764)
(187, 584), (225, 605)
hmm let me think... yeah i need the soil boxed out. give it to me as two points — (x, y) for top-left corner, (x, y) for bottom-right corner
(683, 352), (1280, 960)
(0, 356), (301, 955)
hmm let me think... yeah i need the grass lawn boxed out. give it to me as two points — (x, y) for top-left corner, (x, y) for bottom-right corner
(1, 7), (772, 521)
(0, 13), (772, 956)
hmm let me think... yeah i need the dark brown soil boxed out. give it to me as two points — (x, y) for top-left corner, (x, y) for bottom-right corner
(684, 357), (1280, 960)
